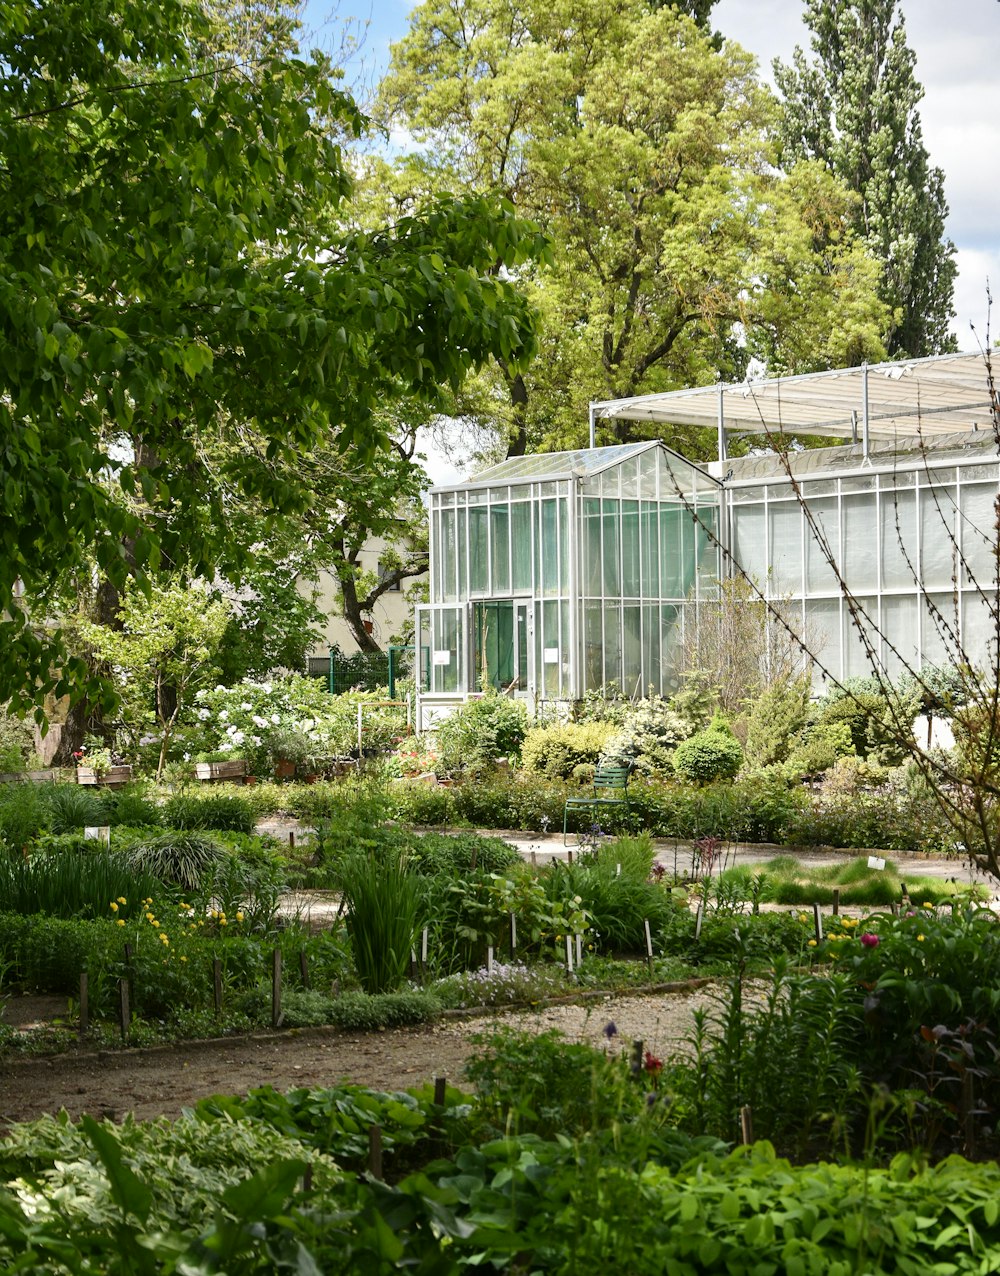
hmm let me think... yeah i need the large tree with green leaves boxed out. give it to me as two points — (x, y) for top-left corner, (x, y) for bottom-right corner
(774, 0), (957, 358)
(0, 0), (545, 714)
(378, 0), (889, 459)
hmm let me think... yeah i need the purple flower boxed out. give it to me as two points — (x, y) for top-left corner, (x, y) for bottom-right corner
(603, 1020), (618, 1039)
(860, 932), (880, 948)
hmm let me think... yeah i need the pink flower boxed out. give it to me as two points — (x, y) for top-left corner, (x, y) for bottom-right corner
(860, 932), (880, 948)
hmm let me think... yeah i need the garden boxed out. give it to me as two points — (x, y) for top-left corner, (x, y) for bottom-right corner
(1, 664), (999, 1270)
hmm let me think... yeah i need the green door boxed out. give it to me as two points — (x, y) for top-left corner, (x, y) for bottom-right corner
(474, 601), (531, 695)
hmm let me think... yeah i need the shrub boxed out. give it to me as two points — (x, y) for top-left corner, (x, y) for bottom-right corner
(520, 721), (616, 779)
(433, 691), (529, 772)
(741, 675), (811, 768)
(406, 832), (521, 876)
(672, 720), (743, 784)
(161, 793), (256, 834)
(0, 710), (35, 772)
(0, 782), (48, 850)
(598, 697), (689, 777)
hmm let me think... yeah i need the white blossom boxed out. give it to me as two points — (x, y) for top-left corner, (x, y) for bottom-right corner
(252, 715), (268, 728)
(198, 708), (211, 721)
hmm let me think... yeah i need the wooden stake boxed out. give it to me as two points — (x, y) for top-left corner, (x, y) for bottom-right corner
(509, 912), (517, 952)
(299, 949), (310, 989)
(694, 899), (705, 942)
(421, 927), (428, 965)
(271, 948), (283, 1029)
(567, 849), (573, 865)
(213, 957), (223, 1016)
(434, 1076), (447, 1108)
(487, 945), (494, 973)
(368, 1124), (383, 1179)
(575, 933), (583, 967)
(118, 977), (130, 1044)
(630, 1039), (644, 1077)
(740, 1105), (754, 1145)
(79, 972), (89, 1035)
(289, 830), (295, 850)
(813, 903), (824, 943)
(644, 918), (654, 976)
(831, 888), (840, 917)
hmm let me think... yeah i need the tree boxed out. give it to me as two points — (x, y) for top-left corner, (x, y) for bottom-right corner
(0, 0), (545, 714)
(378, 0), (889, 459)
(774, 0), (957, 358)
(83, 580), (231, 780)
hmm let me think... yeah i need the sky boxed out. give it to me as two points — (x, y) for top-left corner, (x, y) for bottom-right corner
(303, 0), (1000, 357)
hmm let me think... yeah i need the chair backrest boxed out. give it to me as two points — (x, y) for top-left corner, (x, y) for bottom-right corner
(593, 765), (629, 791)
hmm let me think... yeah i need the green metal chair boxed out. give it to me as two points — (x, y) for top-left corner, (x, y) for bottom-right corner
(563, 764), (630, 844)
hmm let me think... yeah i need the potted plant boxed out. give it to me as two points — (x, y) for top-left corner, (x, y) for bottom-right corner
(75, 744), (132, 788)
(268, 727), (312, 780)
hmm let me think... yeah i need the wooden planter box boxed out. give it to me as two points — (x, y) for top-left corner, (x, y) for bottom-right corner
(77, 765), (132, 788)
(194, 760), (247, 783)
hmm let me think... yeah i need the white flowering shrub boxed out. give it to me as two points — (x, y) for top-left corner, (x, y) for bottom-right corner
(191, 675), (406, 776)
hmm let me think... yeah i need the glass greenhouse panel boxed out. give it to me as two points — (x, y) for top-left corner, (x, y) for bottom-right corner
(880, 489), (918, 591)
(768, 501), (802, 594)
(881, 594), (921, 677)
(804, 496), (840, 594)
(843, 493), (878, 592)
(959, 484), (999, 583)
(490, 504), (511, 594)
(920, 488), (957, 590)
(511, 499), (532, 591)
(469, 506), (488, 594)
(430, 607), (463, 693)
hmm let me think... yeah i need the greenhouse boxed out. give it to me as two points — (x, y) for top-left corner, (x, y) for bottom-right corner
(416, 352), (1000, 726)
(415, 442), (721, 725)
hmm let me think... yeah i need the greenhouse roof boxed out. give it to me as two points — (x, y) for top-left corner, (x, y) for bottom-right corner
(447, 439), (662, 486)
(591, 351), (996, 448)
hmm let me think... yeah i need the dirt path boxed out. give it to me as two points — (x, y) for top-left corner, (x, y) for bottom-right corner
(0, 985), (721, 1129)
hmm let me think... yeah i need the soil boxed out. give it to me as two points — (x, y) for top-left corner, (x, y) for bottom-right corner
(0, 985), (723, 1130)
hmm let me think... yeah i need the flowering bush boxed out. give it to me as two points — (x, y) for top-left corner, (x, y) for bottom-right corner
(190, 675), (406, 775)
(391, 735), (440, 778)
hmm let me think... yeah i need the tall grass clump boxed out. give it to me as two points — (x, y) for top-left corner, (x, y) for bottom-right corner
(0, 852), (162, 919)
(336, 847), (420, 994)
(41, 784), (112, 833)
(126, 831), (230, 892)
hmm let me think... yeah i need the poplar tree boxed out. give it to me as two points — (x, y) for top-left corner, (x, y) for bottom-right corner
(774, 0), (957, 358)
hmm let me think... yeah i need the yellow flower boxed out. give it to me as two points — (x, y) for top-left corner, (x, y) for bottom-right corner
(808, 939), (818, 948)
(219, 918), (227, 927)
(917, 934), (925, 942)
(151, 920), (159, 928)
(180, 955), (187, 963)
(116, 919), (126, 927)
(145, 912), (154, 921)
(160, 935), (169, 945)
(923, 902), (933, 909)
(117, 897), (127, 905)
(235, 912), (244, 923)
(109, 901), (118, 912)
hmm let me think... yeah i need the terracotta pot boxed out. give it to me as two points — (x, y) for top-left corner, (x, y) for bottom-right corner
(274, 759), (296, 780)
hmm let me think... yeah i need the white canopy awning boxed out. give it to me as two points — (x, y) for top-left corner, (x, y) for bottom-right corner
(592, 351), (997, 445)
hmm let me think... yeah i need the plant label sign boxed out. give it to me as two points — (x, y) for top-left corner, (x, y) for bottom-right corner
(84, 826), (111, 845)
(867, 855), (886, 870)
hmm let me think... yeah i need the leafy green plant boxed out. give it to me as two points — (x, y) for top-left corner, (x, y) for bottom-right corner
(434, 690), (529, 772)
(0, 782), (48, 850)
